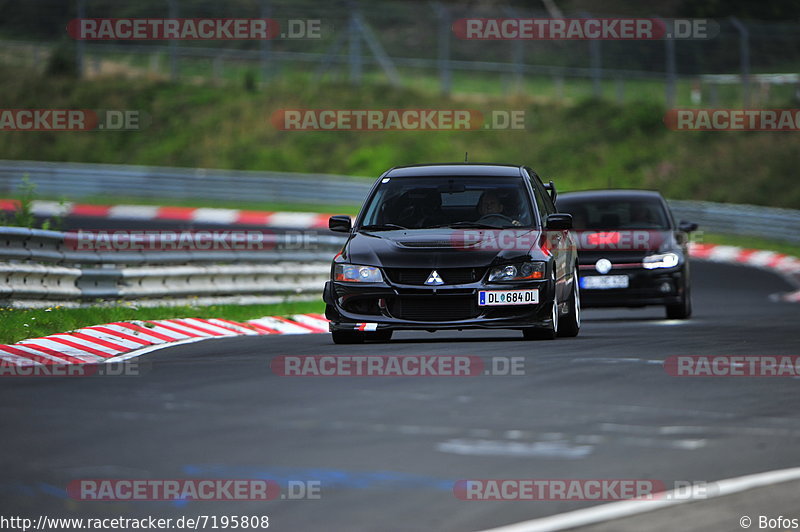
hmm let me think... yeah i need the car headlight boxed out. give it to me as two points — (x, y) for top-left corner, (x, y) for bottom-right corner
(334, 264), (384, 282)
(642, 252), (680, 269)
(488, 261), (546, 282)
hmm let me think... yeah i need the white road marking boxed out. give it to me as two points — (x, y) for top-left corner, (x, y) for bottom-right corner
(437, 438), (593, 459)
(477, 466), (800, 532)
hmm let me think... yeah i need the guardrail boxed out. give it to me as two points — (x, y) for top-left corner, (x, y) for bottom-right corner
(0, 160), (372, 206)
(668, 200), (800, 245)
(0, 227), (344, 305)
(2, 160), (800, 245)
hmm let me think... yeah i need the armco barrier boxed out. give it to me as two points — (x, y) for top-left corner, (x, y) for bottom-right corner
(0, 227), (344, 304)
(0, 160), (373, 206)
(669, 200), (800, 245)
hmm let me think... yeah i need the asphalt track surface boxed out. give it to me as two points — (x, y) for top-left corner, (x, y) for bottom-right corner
(1, 261), (798, 532)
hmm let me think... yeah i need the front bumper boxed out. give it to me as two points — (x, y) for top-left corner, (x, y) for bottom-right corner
(323, 279), (555, 332)
(578, 265), (687, 308)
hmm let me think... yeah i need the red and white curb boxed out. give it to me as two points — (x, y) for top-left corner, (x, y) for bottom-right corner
(689, 243), (800, 302)
(0, 314), (330, 367)
(0, 199), (336, 229)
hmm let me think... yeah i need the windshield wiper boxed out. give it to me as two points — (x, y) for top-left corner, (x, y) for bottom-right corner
(359, 224), (408, 231)
(428, 222), (506, 229)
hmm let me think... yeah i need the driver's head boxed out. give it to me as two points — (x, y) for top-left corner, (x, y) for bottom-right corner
(630, 202), (650, 223)
(478, 191), (504, 216)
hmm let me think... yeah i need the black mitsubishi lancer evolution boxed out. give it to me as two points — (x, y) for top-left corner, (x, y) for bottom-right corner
(322, 163), (581, 344)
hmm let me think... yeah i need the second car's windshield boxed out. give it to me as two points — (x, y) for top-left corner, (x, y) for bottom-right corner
(359, 176), (535, 230)
(558, 198), (671, 230)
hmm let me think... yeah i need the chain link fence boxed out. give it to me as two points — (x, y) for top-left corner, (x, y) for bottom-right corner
(1, 0), (799, 106)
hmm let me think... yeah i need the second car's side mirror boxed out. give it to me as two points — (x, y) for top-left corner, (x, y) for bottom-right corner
(678, 220), (698, 233)
(546, 213), (573, 230)
(329, 215), (352, 233)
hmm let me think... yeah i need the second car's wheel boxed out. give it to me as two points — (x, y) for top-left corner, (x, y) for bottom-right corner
(522, 299), (558, 341)
(666, 285), (692, 320)
(557, 269), (581, 337)
(331, 330), (365, 344)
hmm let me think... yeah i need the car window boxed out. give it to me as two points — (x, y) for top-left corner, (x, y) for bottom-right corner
(359, 176), (535, 229)
(558, 198), (671, 230)
(527, 171), (556, 214)
(529, 184), (549, 225)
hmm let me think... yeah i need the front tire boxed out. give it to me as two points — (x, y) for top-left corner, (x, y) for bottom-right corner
(366, 330), (393, 343)
(666, 286), (692, 320)
(557, 269), (581, 337)
(331, 330), (365, 344)
(522, 299), (558, 341)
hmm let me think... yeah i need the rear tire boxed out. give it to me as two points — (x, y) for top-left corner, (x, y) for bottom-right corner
(557, 270), (581, 337)
(522, 299), (558, 341)
(666, 285), (692, 320)
(331, 330), (365, 344)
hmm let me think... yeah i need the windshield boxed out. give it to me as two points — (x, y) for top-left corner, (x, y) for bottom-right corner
(558, 197), (671, 230)
(359, 176), (536, 230)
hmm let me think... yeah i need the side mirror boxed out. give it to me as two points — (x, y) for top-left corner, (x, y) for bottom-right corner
(328, 215), (352, 233)
(543, 180), (557, 203)
(546, 213), (573, 230)
(678, 220), (698, 233)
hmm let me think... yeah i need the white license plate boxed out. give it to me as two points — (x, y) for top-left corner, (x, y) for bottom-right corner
(580, 275), (629, 289)
(478, 289), (539, 306)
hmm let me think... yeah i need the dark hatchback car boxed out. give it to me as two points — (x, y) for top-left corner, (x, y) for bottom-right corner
(322, 163), (580, 343)
(556, 190), (697, 319)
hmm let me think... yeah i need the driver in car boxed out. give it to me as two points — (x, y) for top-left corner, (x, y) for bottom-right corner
(478, 191), (521, 226)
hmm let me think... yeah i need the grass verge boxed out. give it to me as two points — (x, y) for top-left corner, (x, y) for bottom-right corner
(1, 64), (799, 209)
(0, 299), (325, 345)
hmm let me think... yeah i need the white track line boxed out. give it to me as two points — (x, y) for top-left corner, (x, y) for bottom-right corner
(477, 466), (800, 532)
(108, 205), (161, 219)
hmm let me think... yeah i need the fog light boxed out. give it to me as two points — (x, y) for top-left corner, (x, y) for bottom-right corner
(660, 281), (673, 293)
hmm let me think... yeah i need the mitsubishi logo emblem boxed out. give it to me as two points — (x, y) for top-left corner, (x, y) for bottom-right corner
(425, 270), (444, 285)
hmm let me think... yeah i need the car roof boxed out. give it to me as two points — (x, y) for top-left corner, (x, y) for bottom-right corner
(557, 189), (665, 202)
(384, 163), (524, 178)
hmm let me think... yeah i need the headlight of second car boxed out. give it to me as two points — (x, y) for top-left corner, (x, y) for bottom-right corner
(334, 264), (384, 282)
(488, 261), (546, 282)
(642, 252), (680, 269)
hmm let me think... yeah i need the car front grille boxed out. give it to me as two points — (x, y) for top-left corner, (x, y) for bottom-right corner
(388, 295), (478, 321)
(384, 267), (486, 285)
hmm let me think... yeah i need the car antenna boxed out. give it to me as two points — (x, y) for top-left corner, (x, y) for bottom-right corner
(464, 152), (469, 163)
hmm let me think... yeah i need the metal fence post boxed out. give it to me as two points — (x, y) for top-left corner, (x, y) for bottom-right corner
(505, 7), (524, 92)
(730, 17), (751, 107)
(260, 0), (272, 84)
(582, 12), (602, 98)
(76, 0), (86, 78)
(167, 0), (179, 81)
(554, 73), (564, 100)
(348, 4), (362, 85)
(432, 2), (451, 96)
(665, 33), (677, 107)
